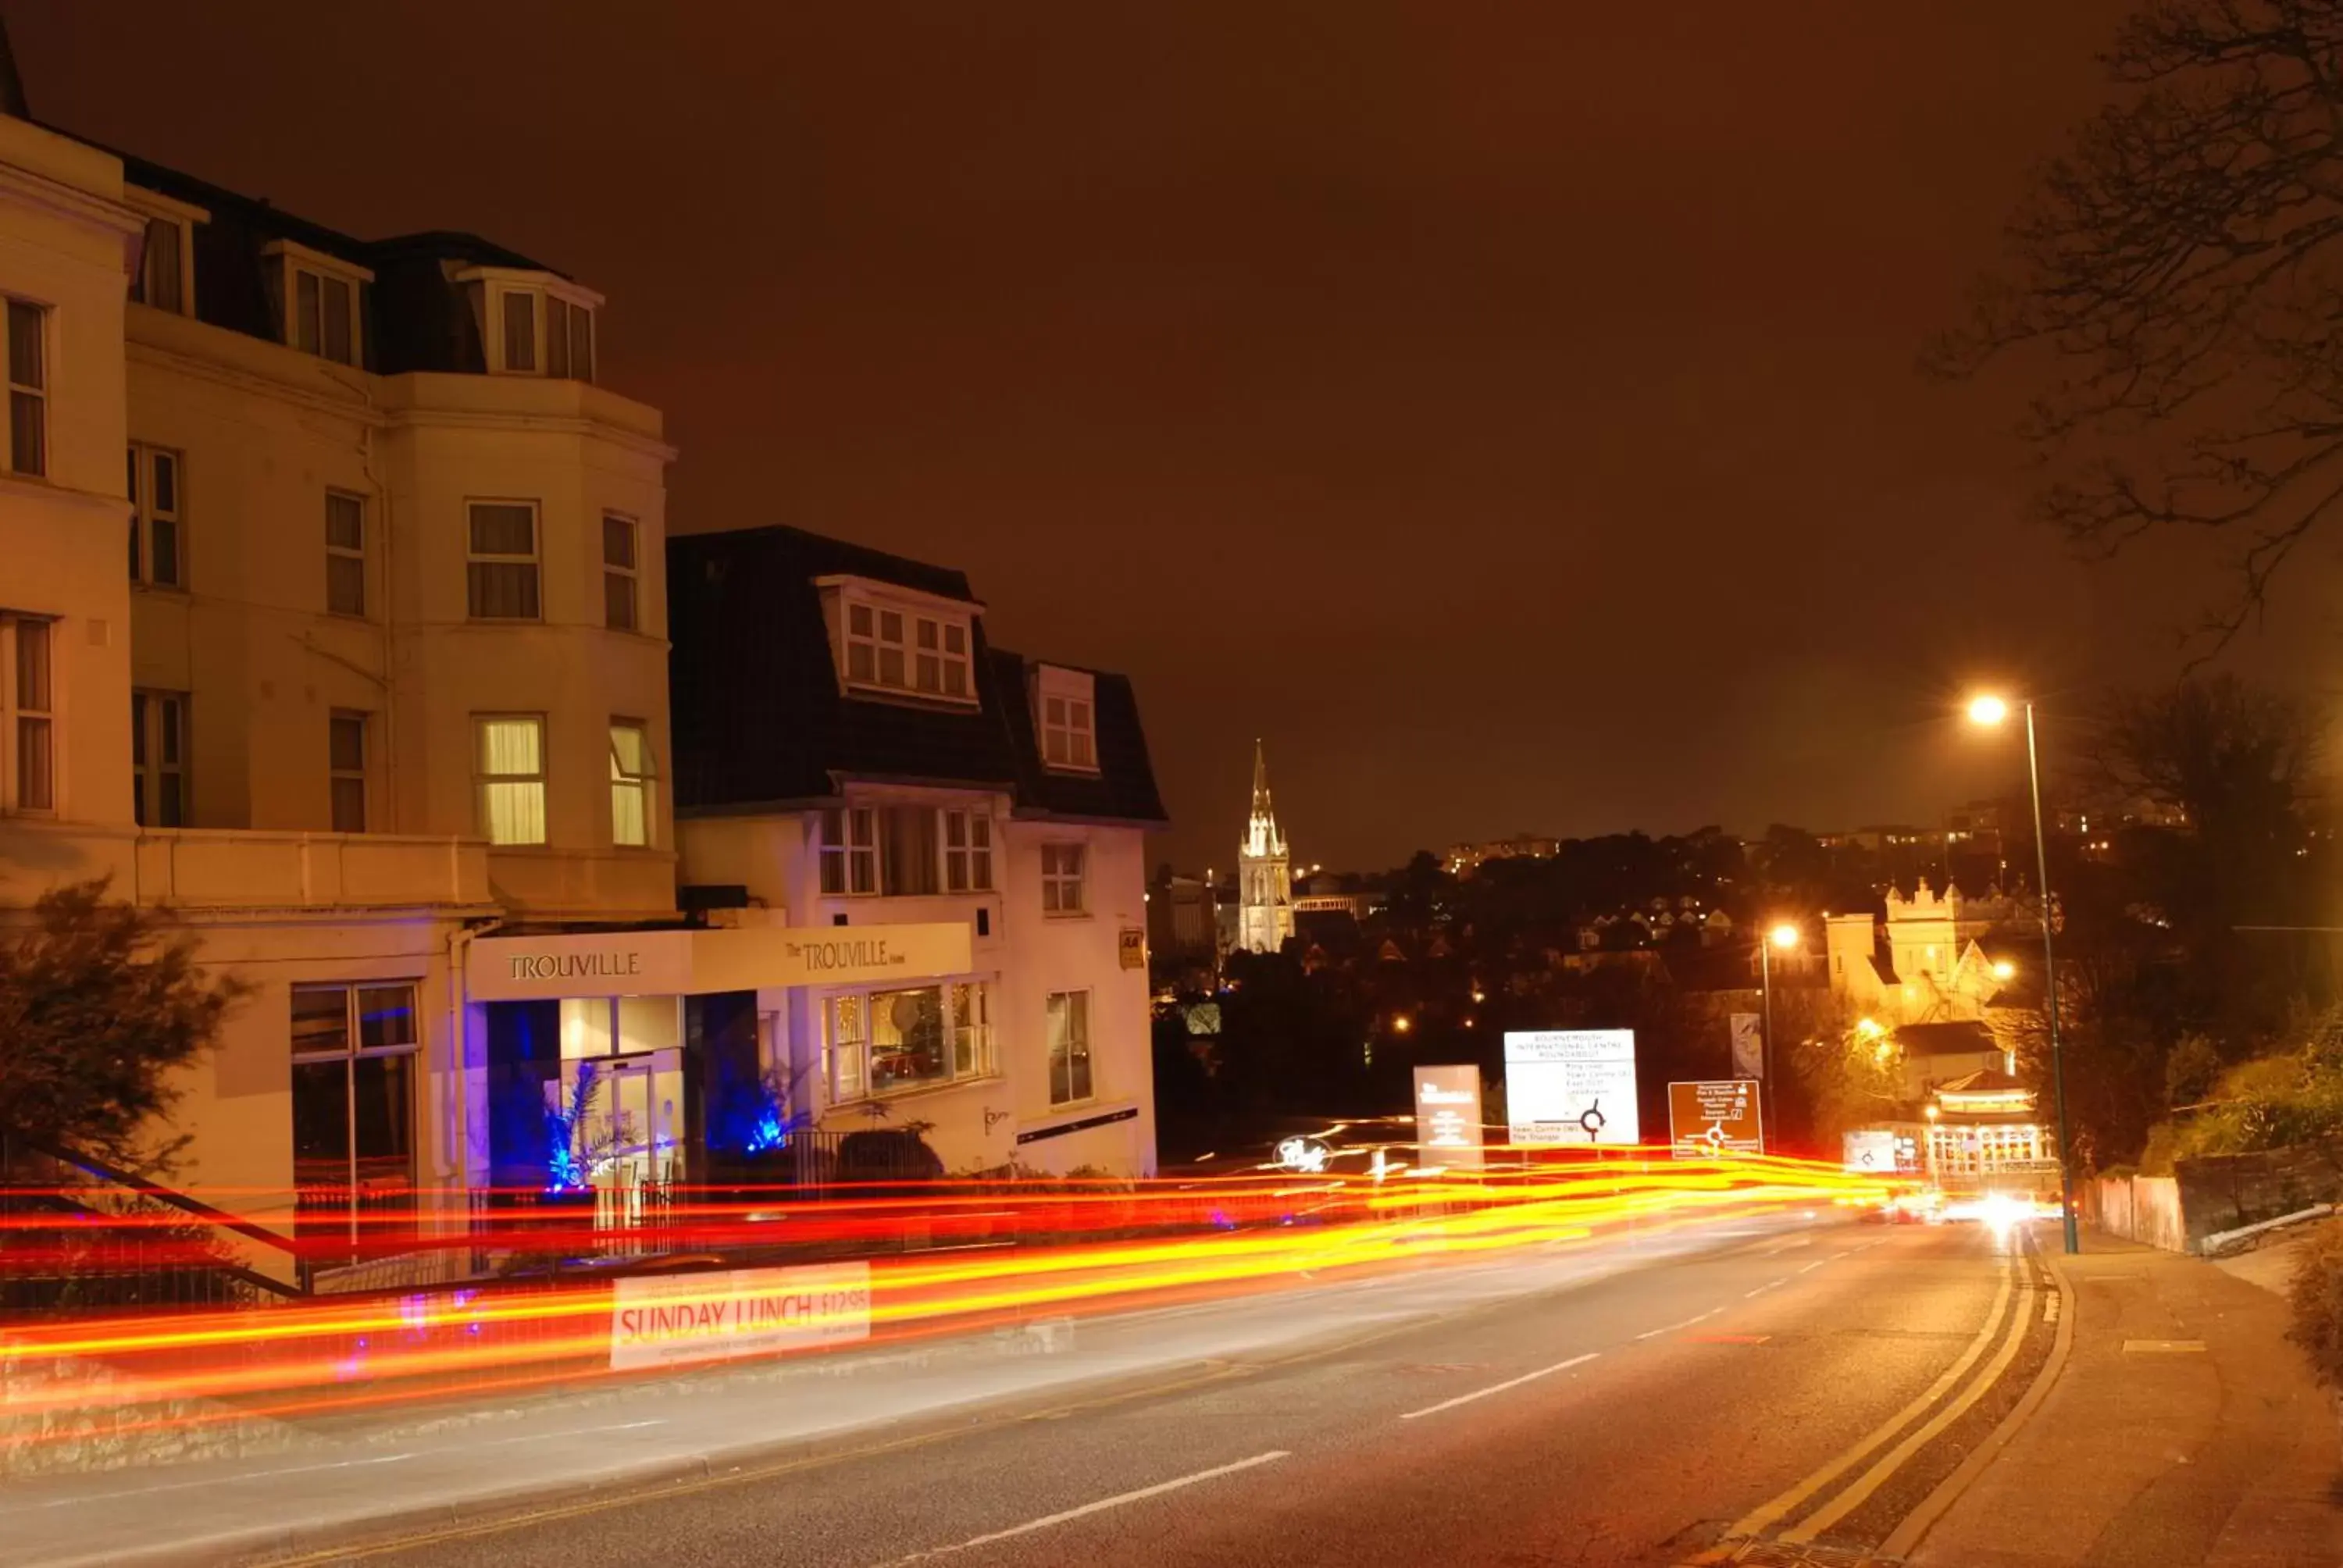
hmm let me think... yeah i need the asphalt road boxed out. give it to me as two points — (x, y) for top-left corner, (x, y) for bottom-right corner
(278, 1218), (2048, 1568)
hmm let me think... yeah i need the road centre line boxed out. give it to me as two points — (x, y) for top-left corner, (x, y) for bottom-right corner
(1635, 1308), (1718, 1341)
(1742, 1278), (1787, 1299)
(1397, 1352), (1600, 1420)
(883, 1450), (1291, 1562)
(1797, 1259), (1825, 1274)
(1781, 1261), (2037, 1543)
(1713, 1249), (2018, 1545)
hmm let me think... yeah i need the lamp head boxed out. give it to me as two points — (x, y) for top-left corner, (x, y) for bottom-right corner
(1769, 922), (1799, 951)
(1967, 693), (2011, 727)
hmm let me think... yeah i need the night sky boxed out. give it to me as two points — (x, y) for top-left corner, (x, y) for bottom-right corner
(9, 2), (2332, 871)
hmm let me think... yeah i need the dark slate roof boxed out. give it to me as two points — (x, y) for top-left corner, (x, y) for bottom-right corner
(56, 127), (567, 376)
(668, 526), (1168, 827)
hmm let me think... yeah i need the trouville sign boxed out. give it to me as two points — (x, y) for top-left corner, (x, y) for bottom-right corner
(469, 923), (975, 1002)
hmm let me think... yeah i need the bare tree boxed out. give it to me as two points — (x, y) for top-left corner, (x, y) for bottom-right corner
(1932, 1), (2343, 640)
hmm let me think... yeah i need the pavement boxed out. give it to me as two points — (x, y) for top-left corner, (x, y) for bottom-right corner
(3, 1214), (2333, 1567)
(1910, 1225), (2343, 1568)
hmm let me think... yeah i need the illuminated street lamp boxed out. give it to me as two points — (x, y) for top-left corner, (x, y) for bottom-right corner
(1759, 921), (1799, 1148)
(1968, 691), (2079, 1255)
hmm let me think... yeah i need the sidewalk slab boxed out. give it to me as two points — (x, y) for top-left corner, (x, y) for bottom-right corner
(1911, 1230), (2343, 1568)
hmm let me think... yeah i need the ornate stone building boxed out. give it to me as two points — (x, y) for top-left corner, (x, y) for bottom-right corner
(1235, 739), (1293, 953)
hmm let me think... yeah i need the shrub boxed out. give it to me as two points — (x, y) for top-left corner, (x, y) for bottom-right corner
(2287, 1221), (2343, 1389)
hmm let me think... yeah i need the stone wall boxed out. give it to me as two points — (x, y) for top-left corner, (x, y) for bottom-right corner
(0, 1336), (300, 1478)
(2085, 1139), (2343, 1254)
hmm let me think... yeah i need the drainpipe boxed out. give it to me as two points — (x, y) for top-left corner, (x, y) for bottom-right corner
(447, 915), (501, 1220)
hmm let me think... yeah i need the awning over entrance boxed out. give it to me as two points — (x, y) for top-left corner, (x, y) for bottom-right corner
(467, 922), (975, 1001)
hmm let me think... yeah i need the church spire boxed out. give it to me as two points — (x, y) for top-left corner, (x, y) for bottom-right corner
(1251, 737), (1273, 818)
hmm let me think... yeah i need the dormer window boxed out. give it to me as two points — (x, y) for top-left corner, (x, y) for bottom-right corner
(460, 267), (600, 381)
(263, 241), (370, 366)
(817, 576), (979, 706)
(1033, 665), (1099, 773)
(124, 188), (205, 318)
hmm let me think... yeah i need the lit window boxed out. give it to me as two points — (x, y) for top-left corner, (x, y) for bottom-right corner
(7, 298), (45, 477)
(466, 501), (540, 620)
(126, 444), (185, 589)
(131, 216), (187, 313)
(602, 513), (638, 631)
(131, 689), (188, 827)
(1035, 666), (1098, 772)
(476, 715), (546, 845)
(826, 982), (995, 1101)
(836, 592), (973, 702)
(1, 616), (54, 814)
(326, 491), (366, 616)
(1047, 989), (1093, 1106)
(609, 720), (654, 847)
(330, 711), (368, 832)
(943, 808), (993, 893)
(818, 807), (879, 896)
(1041, 842), (1086, 914)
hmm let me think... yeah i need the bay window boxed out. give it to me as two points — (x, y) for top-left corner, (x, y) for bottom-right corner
(466, 501), (540, 620)
(822, 804), (998, 896)
(825, 981), (996, 1101)
(818, 806), (879, 895)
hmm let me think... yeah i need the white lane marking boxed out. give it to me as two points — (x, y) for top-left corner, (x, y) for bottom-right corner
(1398, 1352), (1599, 1420)
(1633, 1306), (1720, 1342)
(0, 1452), (417, 1513)
(475, 1418), (667, 1447)
(883, 1450), (1290, 1561)
(1797, 1259), (1825, 1274)
(1743, 1277), (1787, 1299)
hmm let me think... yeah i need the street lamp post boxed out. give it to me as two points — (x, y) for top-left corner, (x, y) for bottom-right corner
(1967, 693), (2081, 1256)
(1759, 922), (1799, 1152)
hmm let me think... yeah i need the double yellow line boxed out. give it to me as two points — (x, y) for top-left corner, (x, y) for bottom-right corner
(1691, 1237), (2038, 1559)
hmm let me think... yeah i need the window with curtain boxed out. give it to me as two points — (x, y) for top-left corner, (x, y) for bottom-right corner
(1047, 990), (1093, 1106)
(7, 298), (45, 478)
(127, 444), (184, 588)
(818, 807), (879, 896)
(1, 616), (52, 814)
(879, 804), (939, 896)
(476, 715), (546, 845)
(609, 721), (654, 847)
(501, 289), (536, 372)
(602, 513), (638, 631)
(326, 491), (366, 616)
(330, 712), (368, 833)
(131, 690), (187, 827)
(826, 982), (994, 1101)
(466, 501), (540, 620)
(132, 216), (184, 313)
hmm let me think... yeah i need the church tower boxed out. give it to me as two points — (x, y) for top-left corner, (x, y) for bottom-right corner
(1237, 739), (1295, 953)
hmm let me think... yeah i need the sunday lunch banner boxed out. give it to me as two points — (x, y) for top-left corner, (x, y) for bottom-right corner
(608, 1262), (872, 1372)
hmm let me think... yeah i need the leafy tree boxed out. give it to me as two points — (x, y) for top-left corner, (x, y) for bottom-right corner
(0, 879), (245, 1178)
(1935, 0), (2343, 637)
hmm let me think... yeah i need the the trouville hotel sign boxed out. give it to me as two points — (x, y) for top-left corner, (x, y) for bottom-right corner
(467, 923), (975, 1002)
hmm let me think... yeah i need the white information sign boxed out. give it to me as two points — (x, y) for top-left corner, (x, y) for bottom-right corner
(609, 1262), (871, 1372)
(1503, 1029), (1640, 1146)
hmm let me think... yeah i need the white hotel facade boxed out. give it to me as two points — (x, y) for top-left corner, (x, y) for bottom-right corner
(0, 105), (1161, 1278)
